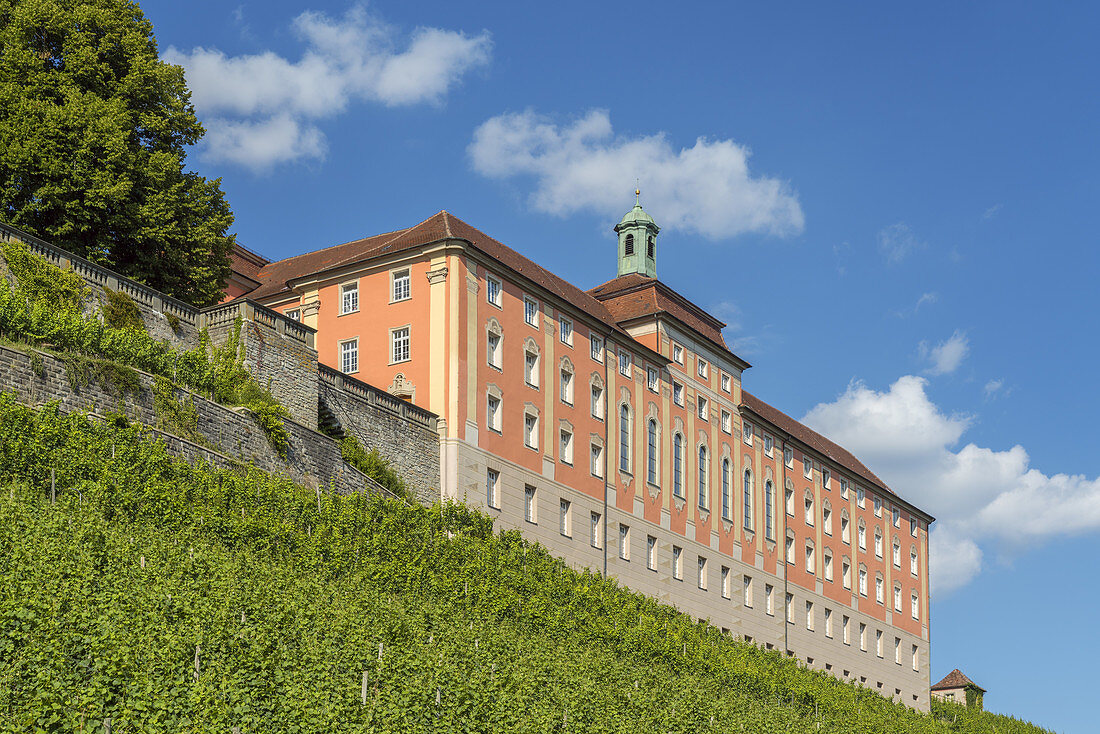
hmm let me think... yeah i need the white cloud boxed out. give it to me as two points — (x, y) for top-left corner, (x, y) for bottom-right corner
(803, 376), (1100, 594)
(468, 109), (804, 240)
(878, 222), (925, 264)
(983, 378), (1004, 398)
(982, 203), (1002, 220)
(164, 4), (491, 171)
(894, 291), (938, 318)
(920, 330), (969, 375)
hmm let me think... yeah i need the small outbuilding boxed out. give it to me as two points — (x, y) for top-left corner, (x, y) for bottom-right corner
(931, 669), (986, 710)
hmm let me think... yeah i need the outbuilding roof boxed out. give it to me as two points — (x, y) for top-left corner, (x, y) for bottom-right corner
(932, 669), (986, 693)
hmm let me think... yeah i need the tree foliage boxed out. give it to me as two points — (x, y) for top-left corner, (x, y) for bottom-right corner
(0, 0), (234, 306)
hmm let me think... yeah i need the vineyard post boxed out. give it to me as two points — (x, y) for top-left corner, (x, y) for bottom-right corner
(361, 671), (369, 705)
(104, 718), (111, 734)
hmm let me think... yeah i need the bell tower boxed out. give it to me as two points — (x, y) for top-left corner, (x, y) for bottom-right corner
(615, 189), (659, 278)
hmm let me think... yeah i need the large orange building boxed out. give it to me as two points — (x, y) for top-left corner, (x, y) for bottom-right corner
(228, 201), (935, 707)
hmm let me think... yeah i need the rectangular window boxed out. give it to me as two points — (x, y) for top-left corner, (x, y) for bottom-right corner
(672, 546), (683, 580)
(524, 485), (537, 523)
(842, 615), (850, 645)
(874, 496), (882, 517)
(391, 269), (411, 302)
(486, 275), (502, 307)
(487, 332), (502, 369)
(559, 499), (571, 536)
(619, 524), (630, 560)
(784, 446), (793, 468)
(894, 586), (902, 612)
(721, 566), (730, 598)
(743, 422), (753, 445)
(721, 410), (732, 433)
(911, 550), (919, 577)
(673, 382), (684, 406)
(859, 623), (867, 651)
(698, 359), (708, 378)
(698, 395), (708, 420)
(524, 413), (538, 450)
(893, 543), (901, 568)
(618, 350), (631, 377)
(859, 568), (867, 596)
(825, 608), (833, 638)
(763, 434), (774, 456)
(697, 556), (707, 590)
(721, 373), (731, 392)
(340, 282), (358, 314)
(672, 343), (684, 364)
(893, 507), (901, 528)
(647, 366), (659, 392)
(524, 350), (539, 387)
(765, 583), (774, 615)
(285, 308), (301, 321)
(560, 368), (573, 404)
(391, 327), (410, 363)
(486, 468), (499, 509)
(857, 486), (866, 508)
(911, 517), (919, 537)
(824, 552), (833, 581)
(843, 560), (851, 589)
(339, 339), (358, 374)
(876, 576), (884, 604)
(590, 511), (602, 548)
(590, 442), (603, 478)
(524, 296), (539, 327)
(840, 478), (849, 498)
(822, 468), (831, 489)
(823, 506), (833, 536)
(743, 575), (753, 607)
(785, 593), (794, 623)
(912, 645), (919, 671)
(559, 428), (573, 464)
(590, 334), (604, 362)
(486, 394), (501, 432)
(876, 630), (883, 658)
(560, 316), (573, 346)
(803, 456), (812, 478)
(646, 535), (657, 570)
(591, 384), (604, 419)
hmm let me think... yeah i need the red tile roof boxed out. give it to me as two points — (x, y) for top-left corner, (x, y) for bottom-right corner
(932, 669), (985, 692)
(741, 390), (931, 516)
(241, 211), (654, 349)
(588, 273), (749, 369)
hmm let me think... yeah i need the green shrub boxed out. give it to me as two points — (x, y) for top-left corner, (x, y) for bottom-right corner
(101, 288), (146, 331)
(341, 434), (410, 499)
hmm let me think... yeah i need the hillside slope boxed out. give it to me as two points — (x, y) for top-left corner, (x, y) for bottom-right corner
(0, 398), (1052, 733)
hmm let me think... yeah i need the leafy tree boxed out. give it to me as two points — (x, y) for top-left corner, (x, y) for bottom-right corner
(0, 0), (234, 306)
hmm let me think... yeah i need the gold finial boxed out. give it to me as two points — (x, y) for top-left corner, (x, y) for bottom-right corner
(635, 186), (641, 204)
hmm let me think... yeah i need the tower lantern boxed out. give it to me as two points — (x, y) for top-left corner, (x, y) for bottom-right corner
(614, 189), (659, 278)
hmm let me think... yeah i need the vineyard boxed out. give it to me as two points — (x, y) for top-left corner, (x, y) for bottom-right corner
(0, 398), (1053, 733)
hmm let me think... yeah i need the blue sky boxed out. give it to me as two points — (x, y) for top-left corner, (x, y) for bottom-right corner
(141, 1), (1098, 730)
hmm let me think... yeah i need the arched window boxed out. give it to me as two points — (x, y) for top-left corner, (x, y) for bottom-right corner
(673, 433), (684, 498)
(764, 480), (774, 540)
(619, 404), (631, 473)
(743, 469), (753, 530)
(721, 459), (731, 519)
(624, 233), (635, 255)
(698, 446), (708, 509)
(646, 419), (658, 485)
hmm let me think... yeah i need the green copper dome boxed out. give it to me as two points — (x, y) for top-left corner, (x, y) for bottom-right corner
(615, 202), (656, 230)
(614, 190), (660, 278)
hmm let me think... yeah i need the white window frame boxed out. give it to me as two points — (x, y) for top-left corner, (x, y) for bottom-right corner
(524, 348), (539, 388)
(590, 511), (602, 548)
(486, 468), (500, 509)
(822, 468), (831, 489)
(765, 583), (774, 615)
(672, 546), (683, 580)
(560, 365), (574, 405)
(559, 428), (573, 465)
(339, 338), (359, 374)
(742, 421), (753, 445)
(590, 442), (604, 478)
(559, 499), (571, 537)
(523, 412), (539, 450)
(646, 535), (657, 570)
(390, 326), (411, 364)
(803, 456), (812, 479)
(590, 333), (604, 362)
(721, 566), (730, 599)
(524, 485), (537, 523)
(486, 274), (502, 308)
(591, 382), (604, 420)
(721, 410), (732, 434)
(618, 350), (631, 377)
(698, 359), (709, 379)
(697, 556), (708, 590)
(524, 296), (539, 328)
(673, 382), (684, 407)
(721, 373), (731, 392)
(672, 343), (684, 364)
(390, 268), (411, 303)
(285, 308), (301, 322)
(619, 524), (630, 561)
(340, 281), (359, 315)
(698, 395), (708, 421)
(646, 366), (659, 392)
(911, 549), (919, 577)
(911, 592), (919, 620)
(486, 330), (502, 370)
(486, 393), (502, 432)
(559, 316), (573, 346)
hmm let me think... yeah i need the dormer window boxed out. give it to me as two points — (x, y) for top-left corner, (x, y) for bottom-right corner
(624, 233), (635, 255)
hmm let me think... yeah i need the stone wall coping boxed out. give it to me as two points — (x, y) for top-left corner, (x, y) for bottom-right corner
(0, 221), (315, 348)
(318, 363), (437, 430)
